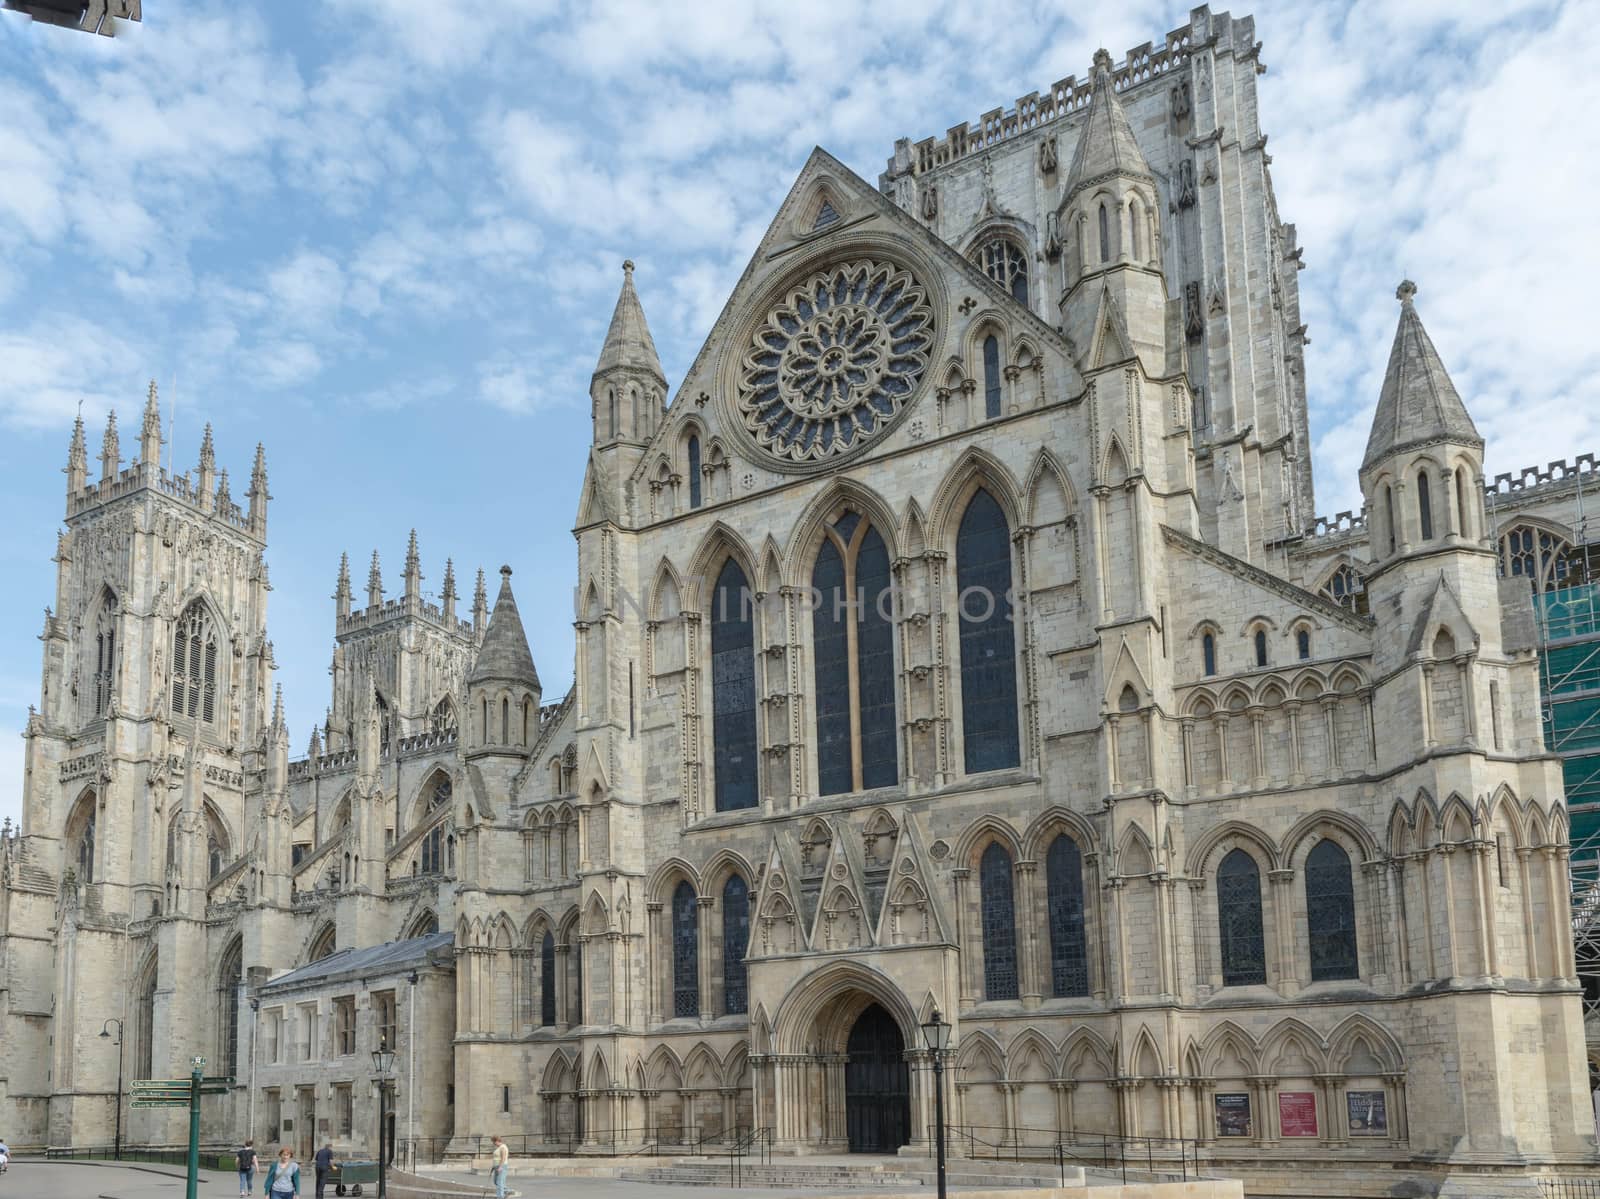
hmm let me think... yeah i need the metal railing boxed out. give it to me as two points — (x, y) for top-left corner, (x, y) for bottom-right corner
(934, 1122), (1206, 1183)
(1541, 1180), (1600, 1199)
(397, 1124), (756, 1165)
(725, 1126), (773, 1186)
(42, 1144), (240, 1171)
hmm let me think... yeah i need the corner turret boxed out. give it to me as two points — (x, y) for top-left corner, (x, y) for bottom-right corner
(465, 565), (541, 759)
(583, 261), (666, 528)
(66, 412), (87, 496)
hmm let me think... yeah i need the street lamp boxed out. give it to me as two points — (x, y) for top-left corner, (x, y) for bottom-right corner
(371, 1038), (396, 1199)
(99, 1019), (125, 1161)
(919, 1009), (952, 1199)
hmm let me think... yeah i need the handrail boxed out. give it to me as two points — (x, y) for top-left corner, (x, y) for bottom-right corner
(934, 1122), (1204, 1183)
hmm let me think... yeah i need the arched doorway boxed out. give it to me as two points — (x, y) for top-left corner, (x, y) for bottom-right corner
(845, 1003), (910, 1152)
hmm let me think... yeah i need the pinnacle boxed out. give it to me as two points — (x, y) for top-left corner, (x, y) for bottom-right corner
(468, 563), (540, 690)
(199, 422), (215, 464)
(252, 442), (267, 478)
(1362, 280), (1481, 471)
(442, 558), (458, 598)
(593, 258), (665, 384)
(406, 528), (421, 568)
(1061, 45), (1153, 202)
(336, 551), (352, 596)
(216, 468), (231, 502)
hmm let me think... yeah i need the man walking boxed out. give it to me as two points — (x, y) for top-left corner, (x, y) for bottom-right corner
(236, 1139), (257, 1198)
(490, 1135), (510, 1199)
(312, 1142), (336, 1199)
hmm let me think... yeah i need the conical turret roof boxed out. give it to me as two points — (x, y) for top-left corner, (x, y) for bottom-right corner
(593, 260), (665, 383)
(1362, 281), (1481, 471)
(468, 565), (540, 690)
(1062, 49), (1154, 202)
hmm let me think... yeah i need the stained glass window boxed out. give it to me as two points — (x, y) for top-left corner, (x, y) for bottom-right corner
(540, 931), (556, 1026)
(711, 559), (759, 811)
(1046, 835), (1089, 997)
(573, 936), (583, 1024)
(1202, 633), (1217, 676)
(812, 511), (899, 795)
(1417, 470), (1433, 540)
(980, 841), (1019, 1001)
(958, 490), (1020, 773)
(218, 941), (242, 1078)
(983, 336), (1002, 419)
(1217, 848), (1266, 987)
(722, 874), (750, 1015)
(672, 881), (699, 1018)
(1305, 839), (1358, 982)
(977, 239), (1028, 305)
(171, 603), (219, 724)
(688, 436), (703, 509)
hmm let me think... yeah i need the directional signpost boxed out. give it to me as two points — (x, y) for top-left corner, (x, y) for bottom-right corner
(129, 1058), (234, 1199)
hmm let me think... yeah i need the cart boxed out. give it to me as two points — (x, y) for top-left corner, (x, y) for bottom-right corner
(331, 1159), (379, 1196)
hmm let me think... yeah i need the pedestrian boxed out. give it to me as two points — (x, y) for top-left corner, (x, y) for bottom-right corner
(490, 1135), (510, 1199)
(237, 1138), (257, 1198)
(0, 1135), (10, 1173)
(312, 1142), (337, 1199)
(263, 1147), (300, 1197)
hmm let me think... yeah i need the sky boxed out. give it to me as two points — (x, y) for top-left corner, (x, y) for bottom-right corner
(1, 0), (1597, 830)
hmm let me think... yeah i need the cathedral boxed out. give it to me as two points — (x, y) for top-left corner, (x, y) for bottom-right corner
(3, 7), (1597, 1194)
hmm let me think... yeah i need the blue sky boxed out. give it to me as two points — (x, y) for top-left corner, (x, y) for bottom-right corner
(1, 0), (1597, 829)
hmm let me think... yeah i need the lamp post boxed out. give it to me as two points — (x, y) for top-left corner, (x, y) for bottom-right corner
(919, 1009), (951, 1199)
(98, 1018), (125, 1161)
(371, 1038), (396, 1199)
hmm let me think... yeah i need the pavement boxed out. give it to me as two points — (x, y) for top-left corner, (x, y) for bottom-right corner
(0, 1159), (235, 1198)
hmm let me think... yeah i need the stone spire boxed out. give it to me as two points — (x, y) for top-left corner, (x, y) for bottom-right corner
(404, 529), (422, 599)
(248, 443), (270, 529)
(1061, 49), (1154, 204)
(335, 552), (352, 620)
(99, 409), (120, 483)
(472, 567), (489, 635)
(139, 380), (162, 467)
(67, 411), (88, 493)
(594, 259), (666, 384)
(468, 566), (541, 692)
(1361, 281), (1482, 472)
(442, 557), (458, 623)
(367, 549), (384, 609)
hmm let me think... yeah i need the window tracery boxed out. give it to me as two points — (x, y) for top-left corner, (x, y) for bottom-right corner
(975, 238), (1028, 304)
(171, 602), (219, 724)
(93, 593), (117, 718)
(722, 874), (750, 1015)
(1305, 838), (1358, 981)
(540, 931), (557, 1026)
(813, 510), (898, 795)
(1498, 524), (1588, 592)
(1046, 834), (1088, 997)
(710, 559), (759, 811)
(1322, 565), (1369, 616)
(982, 336), (1002, 419)
(1217, 848), (1266, 987)
(671, 880), (699, 1018)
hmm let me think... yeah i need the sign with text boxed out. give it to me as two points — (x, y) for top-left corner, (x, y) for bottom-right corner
(1277, 1091), (1318, 1137)
(1346, 1090), (1388, 1136)
(1215, 1091), (1252, 1137)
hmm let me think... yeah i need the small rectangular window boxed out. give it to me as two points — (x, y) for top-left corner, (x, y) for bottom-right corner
(334, 996), (356, 1056)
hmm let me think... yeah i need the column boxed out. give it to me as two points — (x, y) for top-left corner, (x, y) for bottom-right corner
(1249, 709), (1265, 786)
(1286, 702), (1303, 783)
(697, 895), (715, 1022)
(1181, 719), (1195, 791)
(953, 868), (976, 1006)
(1051, 1079), (1076, 1142)
(1267, 869), (1297, 990)
(1017, 859), (1043, 1006)
(646, 902), (663, 1024)
(1438, 845), (1460, 979)
(1471, 841), (1497, 979)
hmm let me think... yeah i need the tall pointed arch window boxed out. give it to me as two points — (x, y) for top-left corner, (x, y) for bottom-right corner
(135, 959), (157, 1078)
(1498, 524), (1584, 593)
(76, 804), (96, 884)
(1253, 629), (1268, 668)
(722, 874), (750, 1016)
(1305, 839), (1359, 981)
(1417, 469), (1434, 540)
(1046, 834), (1089, 997)
(430, 697), (457, 734)
(957, 489), (1020, 773)
(812, 510), (898, 795)
(687, 436), (703, 509)
(217, 940), (243, 1079)
(982, 335), (1003, 420)
(1382, 484), (1397, 555)
(977, 238), (1028, 304)
(1322, 565), (1370, 616)
(1216, 848), (1266, 987)
(1202, 632), (1217, 676)
(1097, 203), (1111, 263)
(421, 776), (450, 875)
(671, 880), (699, 1018)
(980, 842), (1019, 1001)
(710, 559), (758, 811)
(171, 603), (219, 724)
(540, 931), (557, 1026)
(93, 592), (118, 717)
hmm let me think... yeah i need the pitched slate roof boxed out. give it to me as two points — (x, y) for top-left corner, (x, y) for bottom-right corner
(1362, 280), (1481, 471)
(259, 931), (453, 993)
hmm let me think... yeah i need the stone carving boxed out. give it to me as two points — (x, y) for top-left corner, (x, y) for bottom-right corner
(920, 184), (937, 221)
(737, 259), (934, 464)
(1176, 159), (1197, 209)
(1184, 282), (1204, 341)
(1171, 80), (1191, 121)
(1038, 136), (1057, 175)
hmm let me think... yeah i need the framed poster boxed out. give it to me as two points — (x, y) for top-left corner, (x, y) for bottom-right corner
(1346, 1090), (1388, 1136)
(1215, 1091), (1252, 1137)
(1278, 1091), (1318, 1137)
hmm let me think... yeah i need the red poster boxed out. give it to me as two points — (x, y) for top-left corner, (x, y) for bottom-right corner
(1278, 1091), (1318, 1137)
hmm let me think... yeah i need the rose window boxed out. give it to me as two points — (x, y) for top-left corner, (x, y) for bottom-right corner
(738, 259), (934, 463)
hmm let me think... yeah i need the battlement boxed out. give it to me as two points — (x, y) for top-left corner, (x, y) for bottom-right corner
(1485, 453), (1600, 499)
(67, 459), (262, 538)
(881, 9), (1247, 182)
(336, 594), (476, 642)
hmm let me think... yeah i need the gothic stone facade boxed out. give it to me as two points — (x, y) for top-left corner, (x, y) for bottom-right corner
(2, 7), (1596, 1192)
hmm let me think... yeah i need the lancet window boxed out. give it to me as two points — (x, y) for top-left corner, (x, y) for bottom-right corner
(710, 559), (759, 811)
(1217, 848), (1266, 987)
(722, 874), (750, 1016)
(980, 841), (1019, 1001)
(812, 511), (898, 795)
(1046, 835), (1089, 997)
(671, 880), (699, 1018)
(982, 336), (1002, 419)
(540, 931), (557, 1026)
(957, 490), (1020, 773)
(1305, 839), (1359, 981)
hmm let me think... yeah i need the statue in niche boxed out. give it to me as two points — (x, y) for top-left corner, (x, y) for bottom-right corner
(1171, 80), (1191, 122)
(1184, 282), (1204, 341)
(1177, 159), (1197, 208)
(1038, 136), (1057, 175)
(920, 183), (938, 221)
